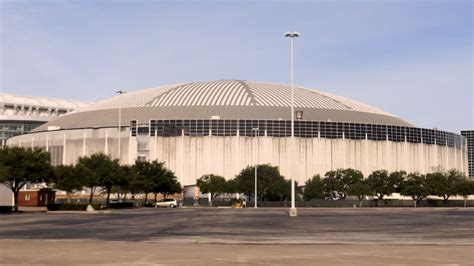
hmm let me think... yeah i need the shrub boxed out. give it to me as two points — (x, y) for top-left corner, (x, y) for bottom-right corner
(47, 203), (101, 211)
(108, 202), (134, 209)
(0, 206), (13, 213)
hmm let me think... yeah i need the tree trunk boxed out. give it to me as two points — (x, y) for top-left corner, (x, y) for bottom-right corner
(413, 199), (417, 208)
(144, 193), (148, 206)
(154, 193), (157, 203)
(89, 187), (94, 205)
(67, 192), (71, 204)
(106, 189), (111, 208)
(464, 196), (468, 208)
(359, 199), (363, 208)
(13, 189), (19, 212)
(209, 193), (213, 207)
(443, 196), (448, 206)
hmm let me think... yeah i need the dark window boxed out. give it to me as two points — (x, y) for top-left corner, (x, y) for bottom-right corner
(130, 120), (137, 136)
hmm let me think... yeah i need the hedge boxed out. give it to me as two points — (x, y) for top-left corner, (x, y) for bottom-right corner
(47, 203), (101, 211)
(108, 202), (134, 209)
(0, 206), (13, 213)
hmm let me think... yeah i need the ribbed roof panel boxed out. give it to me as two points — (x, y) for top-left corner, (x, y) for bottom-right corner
(35, 80), (413, 130)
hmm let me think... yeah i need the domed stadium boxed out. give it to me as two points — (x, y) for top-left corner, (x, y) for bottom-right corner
(6, 80), (468, 185)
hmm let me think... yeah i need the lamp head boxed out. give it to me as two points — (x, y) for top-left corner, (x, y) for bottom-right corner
(284, 31), (301, 38)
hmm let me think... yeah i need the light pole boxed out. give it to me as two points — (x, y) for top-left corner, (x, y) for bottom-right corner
(252, 127), (259, 208)
(116, 90), (126, 162)
(284, 31), (300, 217)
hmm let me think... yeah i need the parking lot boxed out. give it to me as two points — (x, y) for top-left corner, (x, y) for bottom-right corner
(0, 208), (473, 264)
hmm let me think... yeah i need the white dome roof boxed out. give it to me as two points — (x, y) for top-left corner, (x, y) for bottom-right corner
(35, 80), (413, 131)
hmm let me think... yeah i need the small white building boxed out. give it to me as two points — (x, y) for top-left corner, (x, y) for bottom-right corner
(0, 184), (13, 206)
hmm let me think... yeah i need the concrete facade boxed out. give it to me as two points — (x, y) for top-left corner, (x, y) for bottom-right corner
(6, 127), (468, 185)
(5, 80), (468, 186)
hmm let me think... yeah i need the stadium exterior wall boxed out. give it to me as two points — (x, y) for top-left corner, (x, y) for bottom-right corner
(6, 126), (468, 186)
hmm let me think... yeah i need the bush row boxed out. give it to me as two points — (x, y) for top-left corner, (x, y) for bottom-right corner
(0, 206), (13, 213)
(46, 203), (101, 211)
(108, 202), (134, 209)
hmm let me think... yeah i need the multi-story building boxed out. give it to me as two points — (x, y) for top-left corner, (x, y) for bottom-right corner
(0, 93), (90, 146)
(0, 93), (90, 206)
(461, 130), (474, 180)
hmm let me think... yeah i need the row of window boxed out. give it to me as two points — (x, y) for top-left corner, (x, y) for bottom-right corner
(0, 122), (43, 140)
(128, 120), (464, 148)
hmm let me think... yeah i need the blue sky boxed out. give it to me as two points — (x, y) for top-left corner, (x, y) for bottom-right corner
(1, 0), (472, 132)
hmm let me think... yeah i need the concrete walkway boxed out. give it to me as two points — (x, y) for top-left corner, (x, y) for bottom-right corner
(0, 240), (472, 265)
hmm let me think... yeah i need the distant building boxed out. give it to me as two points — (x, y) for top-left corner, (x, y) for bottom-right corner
(0, 93), (90, 206)
(0, 93), (90, 145)
(461, 130), (474, 179)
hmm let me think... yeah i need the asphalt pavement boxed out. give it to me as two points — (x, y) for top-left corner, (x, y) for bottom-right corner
(1, 207), (473, 244)
(0, 208), (473, 265)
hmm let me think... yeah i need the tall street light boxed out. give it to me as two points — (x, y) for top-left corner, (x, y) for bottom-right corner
(116, 90), (126, 162)
(284, 31), (300, 217)
(252, 127), (259, 208)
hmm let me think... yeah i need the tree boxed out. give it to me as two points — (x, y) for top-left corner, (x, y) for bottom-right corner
(234, 166), (258, 199)
(0, 147), (52, 211)
(75, 153), (120, 206)
(145, 161), (168, 202)
(234, 164), (293, 202)
(226, 179), (238, 194)
(112, 165), (133, 202)
(130, 160), (181, 205)
(51, 165), (82, 203)
(125, 170), (148, 201)
(348, 180), (373, 208)
(132, 160), (156, 205)
(453, 180), (474, 208)
(400, 173), (429, 208)
(426, 170), (464, 205)
(303, 175), (325, 201)
(197, 174), (228, 206)
(156, 169), (182, 199)
(389, 171), (406, 194)
(100, 159), (121, 208)
(323, 168), (363, 200)
(267, 177), (293, 201)
(366, 170), (405, 200)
